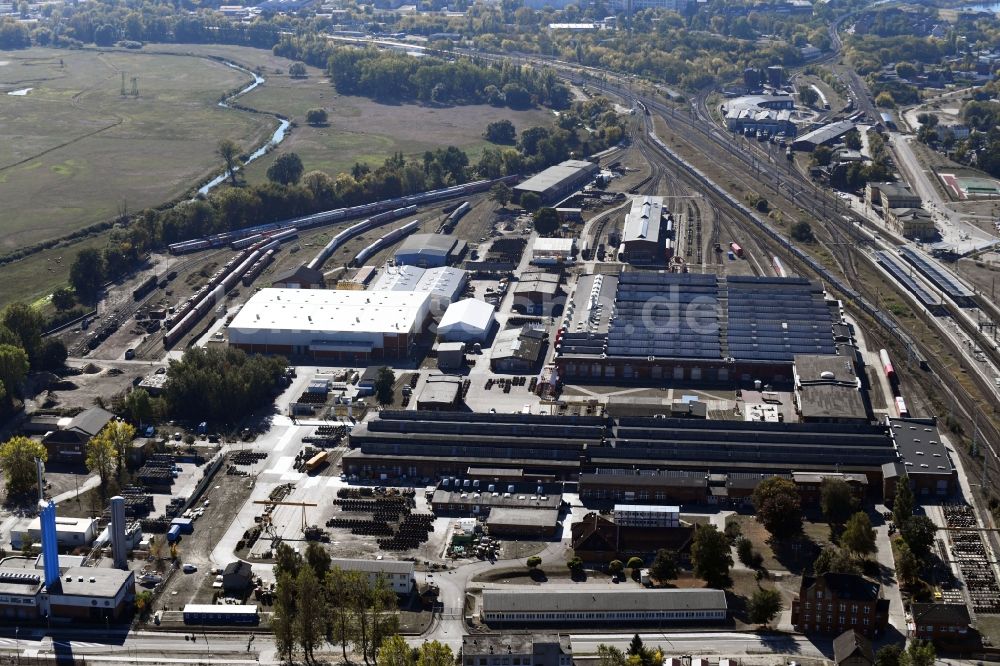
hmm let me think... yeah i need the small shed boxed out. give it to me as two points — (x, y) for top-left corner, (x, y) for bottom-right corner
(437, 342), (466, 371)
(223, 561), (253, 592)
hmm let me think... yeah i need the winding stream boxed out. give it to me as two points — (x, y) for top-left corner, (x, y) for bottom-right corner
(197, 61), (290, 196)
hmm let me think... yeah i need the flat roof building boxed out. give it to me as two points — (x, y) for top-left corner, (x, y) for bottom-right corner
(394, 233), (463, 268)
(514, 160), (600, 204)
(371, 265), (468, 310)
(228, 288), (431, 362)
(485, 507), (560, 538)
(328, 558), (414, 594)
(793, 354), (868, 423)
(557, 273), (839, 384)
(883, 417), (955, 498)
(416, 374), (463, 410)
(13, 516), (97, 550)
(531, 237), (575, 263)
(482, 588), (727, 625)
(48, 567), (135, 620)
(462, 635), (572, 666)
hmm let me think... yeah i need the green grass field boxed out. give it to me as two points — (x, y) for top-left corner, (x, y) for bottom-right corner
(146, 43), (557, 182)
(0, 44), (554, 309)
(0, 48), (275, 252)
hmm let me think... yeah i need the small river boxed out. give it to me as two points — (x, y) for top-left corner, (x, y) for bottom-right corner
(197, 62), (290, 196)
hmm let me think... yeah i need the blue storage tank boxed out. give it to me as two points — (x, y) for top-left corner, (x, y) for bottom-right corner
(167, 524), (181, 543)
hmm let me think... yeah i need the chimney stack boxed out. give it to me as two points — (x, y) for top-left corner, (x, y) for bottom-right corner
(111, 495), (128, 570)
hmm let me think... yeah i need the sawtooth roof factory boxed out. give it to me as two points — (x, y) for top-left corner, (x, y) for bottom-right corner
(227, 288), (431, 362)
(723, 95), (797, 137)
(343, 410), (955, 500)
(556, 273), (840, 384)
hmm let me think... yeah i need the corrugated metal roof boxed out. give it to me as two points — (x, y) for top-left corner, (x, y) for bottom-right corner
(482, 589), (727, 613)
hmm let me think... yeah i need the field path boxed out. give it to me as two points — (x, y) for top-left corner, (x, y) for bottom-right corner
(0, 54), (126, 174)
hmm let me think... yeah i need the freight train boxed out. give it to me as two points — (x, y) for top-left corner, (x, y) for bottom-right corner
(168, 177), (517, 255)
(440, 201), (471, 234)
(307, 206), (417, 272)
(162, 236), (288, 348)
(352, 219), (421, 267)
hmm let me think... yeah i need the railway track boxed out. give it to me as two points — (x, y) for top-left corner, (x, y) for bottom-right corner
(70, 248), (230, 358)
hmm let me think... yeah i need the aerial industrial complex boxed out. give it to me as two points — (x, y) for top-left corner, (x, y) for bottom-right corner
(7, 18), (1000, 666)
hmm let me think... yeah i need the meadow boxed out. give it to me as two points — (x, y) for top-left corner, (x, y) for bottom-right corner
(0, 48), (274, 252)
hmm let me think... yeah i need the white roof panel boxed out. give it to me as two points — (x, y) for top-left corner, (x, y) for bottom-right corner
(228, 288), (431, 335)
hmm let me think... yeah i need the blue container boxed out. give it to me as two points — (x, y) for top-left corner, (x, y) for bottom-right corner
(167, 524), (181, 543)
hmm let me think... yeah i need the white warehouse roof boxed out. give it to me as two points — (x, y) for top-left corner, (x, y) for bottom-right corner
(228, 288), (431, 338)
(370, 265), (467, 309)
(533, 237), (575, 255)
(438, 299), (496, 342)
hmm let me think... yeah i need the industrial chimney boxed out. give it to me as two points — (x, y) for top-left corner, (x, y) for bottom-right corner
(39, 501), (59, 588)
(111, 495), (127, 570)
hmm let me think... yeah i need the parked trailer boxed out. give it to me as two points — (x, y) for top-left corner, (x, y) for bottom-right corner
(305, 451), (328, 473)
(730, 242), (744, 258)
(895, 395), (909, 418)
(772, 256), (788, 278)
(879, 349), (895, 382)
(353, 219), (421, 266)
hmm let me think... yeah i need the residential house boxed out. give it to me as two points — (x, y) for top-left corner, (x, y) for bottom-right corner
(833, 629), (874, 666)
(909, 603), (972, 642)
(790, 573), (890, 637)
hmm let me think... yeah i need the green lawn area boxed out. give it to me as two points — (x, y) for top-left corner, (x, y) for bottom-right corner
(231, 57), (556, 183)
(0, 47), (273, 253)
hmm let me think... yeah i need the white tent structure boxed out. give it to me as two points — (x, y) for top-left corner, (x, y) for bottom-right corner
(437, 299), (496, 343)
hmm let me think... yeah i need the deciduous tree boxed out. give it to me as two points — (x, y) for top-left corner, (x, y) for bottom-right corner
(752, 476), (802, 540)
(267, 152), (305, 185)
(893, 478), (914, 525)
(417, 641), (453, 666)
(295, 564), (325, 661)
(841, 512), (877, 559)
(814, 546), (861, 576)
(377, 635), (414, 666)
(305, 108), (328, 125)
(489, 182), (512, 208)
(894, 537), (918, 587)
(821, 478), (859, 525)
(533, 207), (560, 235)
(374, 366), (396, 406)
(747, 588), (783, 626)
(86, 430), (117, 495)
(691, 524), (733, 588)
(272, 571), (297, 663)
(2, 303), (43, 360)
(900, 515), (936, 560)
(0, 344), (29, 401)
(217, 139), (242, 187)
(0, 436), (47, 497)
(526, 556), (541, 569)
(650, 549), (678, 582)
